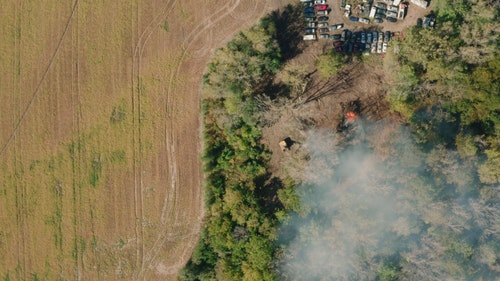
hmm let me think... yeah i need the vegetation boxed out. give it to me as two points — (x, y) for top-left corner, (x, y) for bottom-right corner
(184, 1), (499, 280)
(387, 0), (499, 185)
(180, 11), (300, 281)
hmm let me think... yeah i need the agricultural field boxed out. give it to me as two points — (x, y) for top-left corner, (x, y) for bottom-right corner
(0, 0), (279, 280)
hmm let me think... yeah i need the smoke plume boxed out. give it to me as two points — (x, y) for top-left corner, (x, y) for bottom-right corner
(277, 121), (499, 281)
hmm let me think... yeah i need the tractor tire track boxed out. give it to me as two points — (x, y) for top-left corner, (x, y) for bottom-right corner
(13, 1), (27, 280)
(130, 1), (178, 279)
(0, 0), (80, 159)
(141, 0), (268, 275)
(141, 0), (247, 272)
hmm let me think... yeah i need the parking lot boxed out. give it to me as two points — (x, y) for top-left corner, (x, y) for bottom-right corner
(302, 0), (430, 54)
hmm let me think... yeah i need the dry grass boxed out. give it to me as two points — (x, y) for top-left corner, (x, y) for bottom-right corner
(0, 0), (277, 280)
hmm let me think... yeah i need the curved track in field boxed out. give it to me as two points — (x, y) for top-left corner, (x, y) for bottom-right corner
(133, 0), (270, 279)
(0, 0), (278, 280)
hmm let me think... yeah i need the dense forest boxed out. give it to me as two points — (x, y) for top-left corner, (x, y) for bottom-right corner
(181, 0), (499, 280)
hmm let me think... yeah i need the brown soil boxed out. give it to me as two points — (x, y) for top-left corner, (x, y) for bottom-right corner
(261, 52), (401, 179)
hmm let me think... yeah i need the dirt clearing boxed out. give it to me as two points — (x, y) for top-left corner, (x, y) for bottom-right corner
(260, 45), (402, 179)
(0, 0), (292, 280)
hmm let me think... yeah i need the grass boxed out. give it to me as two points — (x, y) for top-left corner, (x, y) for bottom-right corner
(0, 0), (167, 279)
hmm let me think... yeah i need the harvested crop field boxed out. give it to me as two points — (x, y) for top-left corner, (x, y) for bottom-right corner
(0, 0), (289, 280)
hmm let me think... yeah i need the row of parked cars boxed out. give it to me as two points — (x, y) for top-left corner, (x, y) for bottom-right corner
(302, 0), (332, 40)
(333, 30), (397, 55)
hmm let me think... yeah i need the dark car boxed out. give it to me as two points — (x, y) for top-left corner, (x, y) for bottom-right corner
(374, 18), (383, 23)
(330, 34), (342, 40)
(384, 31), (391, 42)
(304, 7), (315, 13)
(386, 17), (397, 22)
(319, 27), (329, 33)
(304, 12), (315, 18)
(349, 16), (359, 22)
(372, 31), (378, 43)
(305, 28), (316, 34)
(416, 18), (423, 27)
(341, 29), (352, 41)
(375, 12), (386, 18)
(318, 16), (329, 21)
(375, 2), (387, 9)
(319, 33), (330, 39)
(347, 42), (353, 53)
(353, 32), (361, 42)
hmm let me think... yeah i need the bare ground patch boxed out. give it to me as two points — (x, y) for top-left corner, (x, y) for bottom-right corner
(260, 49), (402, 179)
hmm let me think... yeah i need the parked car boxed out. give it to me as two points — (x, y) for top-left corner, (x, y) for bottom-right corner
(359, 18), (370, 24)
(361, 32), (366, 43)
(386, 11), (398, 18)
(386, 17), (397, 22)
(305, 28), (317, 34)
(303, 34), (317, 40)
(353, 43), (360, 53)
(318, 22), (328, 27)
(307, 22), (317, 28)
(304, 7), (315, 13)
(304, 12), (315, 18)
(372, 31), (378, 43)
(330, 23), (344, 30)
(318, 16), (329, 21)
(302, 1), (314, 7)
(388, 5), (399, 12)
(330, 34), (342, 40)
(319, 27), (329, 33)
(315, 0), (326, 4)
(333, 40), (343, 47)
(315, 4), (328, 11)
(416, 18), (423, 27)
(341, 29), (351, 41)
(382, 42), (388, 53)
(371, 43), (377, 53)
(353, 32), (361, 42)
(347, 42), (353, 53)
(378, 32), (384, 42)
(377, 42), (383, 53)
(349, 16), (359, 22)
(320, 33), (330, 39)
(367, 32), (372, 43)
(375, 2), (387, 9)
(317, 10), (329, 15)
(374, 17), (383, 23)
(341, 0), (346, 9)
(305, 17), (316, 22)
(375, 12), (387, 19)
(384, 31), (391, 42)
